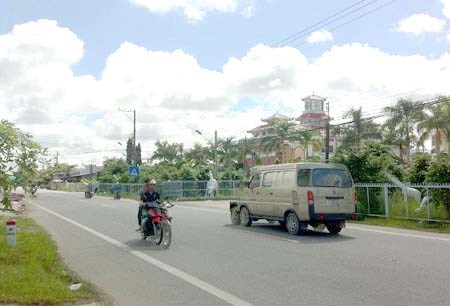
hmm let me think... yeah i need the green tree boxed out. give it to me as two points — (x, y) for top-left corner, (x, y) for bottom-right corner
(263, 119), (295, 162)
(151, 140), (183, 164)
(406, 153), (431, 183)
(0, 120), (45, 209)
(97, 158), (129, 183)
(341, 107), (382, 149)
(426, 153), (450, 216)
(136, 143), (142, 166)
(331, 143), (403, 183)
(417, 96), (450, 154)
(126, 138), (133, 165)
(383, 99), (424, 163)
(297, 129), (322, 160)
(185, 143), (212, 167)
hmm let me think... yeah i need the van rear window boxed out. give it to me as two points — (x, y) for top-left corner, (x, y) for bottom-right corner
(312, 169), (352, 187)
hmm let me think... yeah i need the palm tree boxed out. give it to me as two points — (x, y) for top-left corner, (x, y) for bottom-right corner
(342, 107), (382, 149)
(383, 99), (424, 163)
(263, 119), (294, 163)
(298, 129), (322, 160)
(185, 143), (211, 167)
(417, 96), (450, 154)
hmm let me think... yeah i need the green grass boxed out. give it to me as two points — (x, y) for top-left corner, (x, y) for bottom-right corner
(0, 217), (97, 305)
(351, 216), (450, 234)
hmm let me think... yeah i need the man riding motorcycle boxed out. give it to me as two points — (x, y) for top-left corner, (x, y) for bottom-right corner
(138, 179), (160, 231)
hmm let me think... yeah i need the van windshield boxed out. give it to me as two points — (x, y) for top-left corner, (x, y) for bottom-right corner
(312, 169), (352, 187)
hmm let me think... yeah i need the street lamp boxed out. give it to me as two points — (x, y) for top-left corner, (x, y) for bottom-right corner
(195, 129), (218, 178)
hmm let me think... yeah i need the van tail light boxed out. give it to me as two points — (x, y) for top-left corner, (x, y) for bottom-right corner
(353, 192), (357, 203)
(292, 191), (299, 205)
(307, 191), (314, 206)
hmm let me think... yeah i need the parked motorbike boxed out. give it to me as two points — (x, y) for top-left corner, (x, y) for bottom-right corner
(139, 201), (174, 248)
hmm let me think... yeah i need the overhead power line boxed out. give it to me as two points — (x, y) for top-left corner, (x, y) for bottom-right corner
(272, 0), (373, 47)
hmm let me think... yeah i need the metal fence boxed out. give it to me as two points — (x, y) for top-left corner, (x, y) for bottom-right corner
(355, 183), (450, 222)
(54, 181), (450, 222)
(54, 180), (244, 200)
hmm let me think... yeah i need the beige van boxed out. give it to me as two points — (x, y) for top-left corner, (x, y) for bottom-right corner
(230, 163), (356, 235)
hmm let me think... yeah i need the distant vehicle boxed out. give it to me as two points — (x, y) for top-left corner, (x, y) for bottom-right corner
(84, 190), (94, 199)
(139, 201), (174, 248)
(31, 185), (38, 197)
(114, 190), (121, 200)
(230, 163), (357, 235)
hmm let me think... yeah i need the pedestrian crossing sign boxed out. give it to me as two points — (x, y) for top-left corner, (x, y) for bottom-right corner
(128, 166), (140, 177)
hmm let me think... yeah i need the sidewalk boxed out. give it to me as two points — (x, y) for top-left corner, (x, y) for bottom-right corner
(175, 199), (230, 210)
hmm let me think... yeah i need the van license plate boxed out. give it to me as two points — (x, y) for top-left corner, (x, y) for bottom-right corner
(327, 199), (340, 206)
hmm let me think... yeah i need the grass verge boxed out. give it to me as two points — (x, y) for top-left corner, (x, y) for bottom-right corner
(0, 216), (98, 305)
(351, 216), (450, 234)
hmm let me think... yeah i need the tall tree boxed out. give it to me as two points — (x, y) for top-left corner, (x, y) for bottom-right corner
(383, 99), (424, 163)
(297, 129), (322, 160)
(136, 143), (142, 166)
(342, 107), (381, 149)
(151, 140), (183, 164)
(185, 143), (212, 167)
(263, 119), (294, 163)
(417, 96), (450, 154)
(1, 120), (45, 208)
(126, 138), (133, 165)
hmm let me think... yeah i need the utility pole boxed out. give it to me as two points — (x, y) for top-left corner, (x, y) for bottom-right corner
(56, 151), (59, 166)
(325, 101), (330, 163)
(118, 108), (136, 166)
(133, 110), (137, 167)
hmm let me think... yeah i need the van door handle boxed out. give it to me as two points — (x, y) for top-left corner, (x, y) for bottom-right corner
(270, 192), (273, 195)
(256, 192), (260, 195)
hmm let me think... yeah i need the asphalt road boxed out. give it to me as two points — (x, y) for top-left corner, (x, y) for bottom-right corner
(27, 189), (450, 306)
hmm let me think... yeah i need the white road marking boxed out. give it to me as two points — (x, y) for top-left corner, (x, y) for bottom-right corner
(347, 226), (450, 242)
(29, 200), (255, 306)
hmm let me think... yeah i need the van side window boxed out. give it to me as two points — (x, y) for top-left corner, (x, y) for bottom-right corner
(282, 171), (295, 185)
(297, 169), (311, 186)
(249, 174), (261, 188)
(262, 172), (276, 187)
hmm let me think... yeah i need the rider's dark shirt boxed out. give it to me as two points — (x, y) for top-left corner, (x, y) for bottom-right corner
(141, 190), (160, 203)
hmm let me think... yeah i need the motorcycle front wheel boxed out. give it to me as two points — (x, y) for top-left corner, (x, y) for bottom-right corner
(161, 222), (172, 249)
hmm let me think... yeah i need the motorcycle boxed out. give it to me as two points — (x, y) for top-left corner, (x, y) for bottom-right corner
(114, 190), (121, 200)
(31, 186), (37, 197)
(85, 190), (94, 199)
(139, 201), (174, 248)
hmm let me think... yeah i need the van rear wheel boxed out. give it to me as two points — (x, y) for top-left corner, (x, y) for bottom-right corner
(285, 212), (300, 235)
(326, 223), (342, 235)
(240, 207), (252, 226)
(230, 206), (241, 225)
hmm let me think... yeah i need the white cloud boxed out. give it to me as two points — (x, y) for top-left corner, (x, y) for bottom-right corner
(396, 14), (446, 35)
(442, 0), (450, 19)
(306, 30), (334, 44)
(129, 0), (255, 22)
(2, 20), (450, 165)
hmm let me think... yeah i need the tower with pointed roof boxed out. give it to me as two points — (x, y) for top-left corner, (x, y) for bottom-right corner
(296, 94), (329, 128)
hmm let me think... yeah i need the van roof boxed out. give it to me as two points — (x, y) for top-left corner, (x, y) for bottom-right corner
(249, 162), (348, 175)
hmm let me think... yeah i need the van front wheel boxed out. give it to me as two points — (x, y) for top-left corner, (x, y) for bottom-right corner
(285, 212), (300, 235)
(240, 207), (252, 226)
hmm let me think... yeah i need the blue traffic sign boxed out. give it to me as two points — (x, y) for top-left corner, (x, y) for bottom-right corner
(128, 166), (140, 177)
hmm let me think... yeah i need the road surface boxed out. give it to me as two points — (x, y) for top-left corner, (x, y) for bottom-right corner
(27, 189), (450, 306)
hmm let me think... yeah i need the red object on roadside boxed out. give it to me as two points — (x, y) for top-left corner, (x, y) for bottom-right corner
(6, 219), (16, 225)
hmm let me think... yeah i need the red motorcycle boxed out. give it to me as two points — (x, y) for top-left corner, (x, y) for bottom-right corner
(139, 201), (174, 248)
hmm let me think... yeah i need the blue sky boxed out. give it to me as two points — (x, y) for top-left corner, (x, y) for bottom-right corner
(1, 0), (448, 77)
(1, 0), (449, 164)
